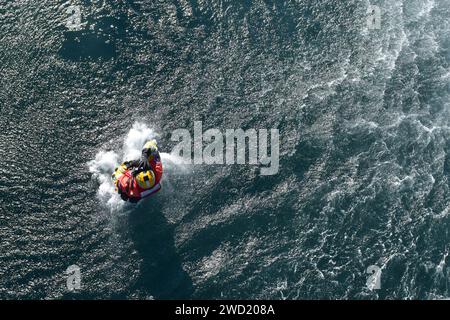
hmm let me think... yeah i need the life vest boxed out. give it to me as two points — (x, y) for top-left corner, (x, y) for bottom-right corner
(112, 158), (163, 201)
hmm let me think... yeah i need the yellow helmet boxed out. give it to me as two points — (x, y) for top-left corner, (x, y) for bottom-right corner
(143, 140), (158, 150)
(143, 140), (158, 161)
(135, 170), (156, 189)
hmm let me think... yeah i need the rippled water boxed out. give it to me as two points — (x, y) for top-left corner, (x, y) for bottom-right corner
(1, 0), (449, 299)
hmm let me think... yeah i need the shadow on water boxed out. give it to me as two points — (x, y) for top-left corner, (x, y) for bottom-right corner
(127, 195), (194, 299)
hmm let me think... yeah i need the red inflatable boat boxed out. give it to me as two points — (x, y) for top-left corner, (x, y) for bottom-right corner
(112, 159), (162, 203)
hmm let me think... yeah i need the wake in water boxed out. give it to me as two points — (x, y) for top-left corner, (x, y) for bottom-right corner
(88, 122), (189, 211)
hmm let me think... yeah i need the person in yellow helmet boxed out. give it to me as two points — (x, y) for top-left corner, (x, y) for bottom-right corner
(119, 140), (163, 202)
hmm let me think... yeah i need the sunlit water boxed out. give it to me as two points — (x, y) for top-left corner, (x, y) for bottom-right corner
(1, 0), (449, 299)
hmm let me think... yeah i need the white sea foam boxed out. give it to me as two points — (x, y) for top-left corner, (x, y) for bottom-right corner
(122, 122), (157, 161)
(88, 150), (124, 211)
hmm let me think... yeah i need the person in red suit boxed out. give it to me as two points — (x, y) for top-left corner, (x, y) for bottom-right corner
(118, 140), (163, 202)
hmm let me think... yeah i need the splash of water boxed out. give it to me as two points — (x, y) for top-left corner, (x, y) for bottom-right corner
(88, 122), (190, 210)
(122, 122), (157, 161)
(88, 150), (122, 210)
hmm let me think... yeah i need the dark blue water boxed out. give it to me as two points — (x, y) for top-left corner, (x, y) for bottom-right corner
(1, 0), (449, 299)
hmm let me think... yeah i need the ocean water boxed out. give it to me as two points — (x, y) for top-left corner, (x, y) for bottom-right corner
(1, 0), (449, 299)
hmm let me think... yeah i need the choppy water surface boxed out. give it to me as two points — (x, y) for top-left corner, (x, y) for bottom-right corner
(1, 0), (450, 299)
